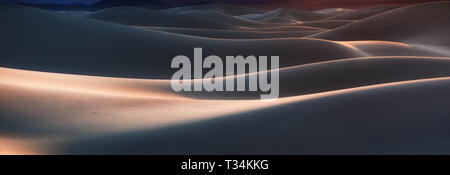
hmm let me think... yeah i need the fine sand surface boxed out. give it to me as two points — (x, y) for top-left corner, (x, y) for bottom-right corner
(325, 6), (399, 20)
(1, 2), (450, 154)
(160, 3), (264, 16)
(296, 20), (355, 29)
(61, 77), (450, 154)
(315, 8), (354, 15)
(86, 7), (237, 29)
(311, 1), (450, 47)
(0, 4), (364, 78)
(239, 8), (334, 23)
(134, 26), (324, 39)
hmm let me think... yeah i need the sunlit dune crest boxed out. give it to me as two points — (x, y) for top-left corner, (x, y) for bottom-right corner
(2, 66), (450, 128)
(2, 65), (450, 154)
(0, 67), (179, 99)
(0, 137), (44, 155)
(341, 40), (412, 48)
(0, 67), (281, 135)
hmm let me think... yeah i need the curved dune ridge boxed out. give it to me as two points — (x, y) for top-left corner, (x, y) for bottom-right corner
(325, 6), (399, 20)
(172, 10), (269, 27)
(2, 67), (450, 154)
(86, 7), (236, 29)
(0, 3), (365, 78)
(239, 8), (334, 23)
(315, 8), (354, 15)
(311, 1), (450, 47)
(296, 20), (355, 29)
(160, 3), (265, 16)
(180, 56), (450, 99)
(61, 77), (450, 154)
(134, 26), (324, 39)
(1, 1), (450, 154)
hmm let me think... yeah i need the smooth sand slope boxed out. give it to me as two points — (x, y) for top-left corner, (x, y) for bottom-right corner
(61, 77), (450, 154)
(135, 26), (323, 39)
(240, 8), (333, 23)
(315, 8), (354, 16)
(3, 4), (447, 79)
(2, 67), (450, 154)
(0, 67), (284, 154)
(172, 10), (269, 27)
(180, 56), (450, 99)
(325, 6), (398, 20)
(86, 6), (336, 39)
(297, 20), (355, 29)
(339, 41), (450, 57)
(1, 1), (450, 154)
(160, 3), (264, 16)
(86, 7), (236, 29)
(312, 1), (450, 47)
(0, 4), (366, 79)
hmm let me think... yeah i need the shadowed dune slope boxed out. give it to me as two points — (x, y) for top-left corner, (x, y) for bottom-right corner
(312, 1), (450, 47)
(0, 67), (280, 139)
(86, 7), (235, 29)
(161, 3), (264, 16)
(297, 20), (355, 29)
(59, 77), (450, 154)
(180, 57), (450, 99)
(2, 66), (450, 154)
(2, 1), (450, 155)
(172, 10), (269, 27)
(326, 6), (399, 20)
(4, 56), (450, 100)
(276, 57), (450, 97)
(137, 26), (322, 39)
(315, 8), (354, 16)
(240, 8), (334, 23)
(240, 26), (324, 32)
(0, 4), (363, 79)
(341, 41), (450, 57)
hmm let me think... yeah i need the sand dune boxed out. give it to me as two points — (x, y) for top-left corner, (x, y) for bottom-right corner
(172, 10), (269, 27)
(240, 25), (325, 32)
(0, 67), (280, 139)
(312, 1), (450, 47)
(4, 56), (450, 101)
(60, 77), (450, 154)
(1, 1), (450, 155)
(161, 3), (264, 16)
(325, 6), (399, 20)
(2, 66), (450, 154)
(314, 8), (354, 16)
(135, 24), (325, 39)
(260, 17), (301, 24)
(339, 41), (450, 57)
(0, 66), (290, 154)
(241, 8), (333, 23)
(0, 4), (364, 79)
(86, 7), (235, 29)
(297, 20), (355, 29)
(180, 56), (450, 99)
(136, 26), (323, 39)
